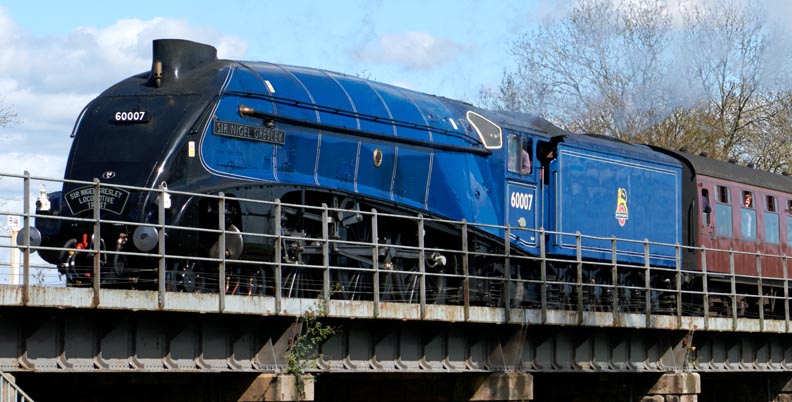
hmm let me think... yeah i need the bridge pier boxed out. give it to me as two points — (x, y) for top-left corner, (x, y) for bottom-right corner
(236, 374), (313, 402)
(315, 373), (533, 401)
(639, 372), (700, 402)
(770, 375), (792, 402)
(453, 372), (533, 401)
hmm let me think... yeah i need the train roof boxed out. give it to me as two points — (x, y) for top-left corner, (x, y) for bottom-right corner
(559, 133), (682, 167)
(104, 39), (570, 155)
(232, 60), (570, 145)
(657, 148), (792, 193)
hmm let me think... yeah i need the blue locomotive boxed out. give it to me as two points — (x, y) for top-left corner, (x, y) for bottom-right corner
(29, 39), (683, 306)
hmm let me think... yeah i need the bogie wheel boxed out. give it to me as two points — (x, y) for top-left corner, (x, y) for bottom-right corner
(171, 259), (205, 293)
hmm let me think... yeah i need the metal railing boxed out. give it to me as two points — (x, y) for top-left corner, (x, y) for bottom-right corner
(0, 171), (790, 330)
(0, 372), (34, 402)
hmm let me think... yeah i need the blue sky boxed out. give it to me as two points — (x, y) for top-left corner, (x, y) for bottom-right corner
(0, 0), (573, 176)
(3, 0), (566, 98)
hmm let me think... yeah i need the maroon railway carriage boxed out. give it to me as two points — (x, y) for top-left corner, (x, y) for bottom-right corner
(660, 149), (792, 314)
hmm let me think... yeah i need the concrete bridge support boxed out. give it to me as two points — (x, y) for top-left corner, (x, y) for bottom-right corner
(454, 373), (533, 401)
(639, 372), (700, 402)
(770, 376), (792, 402)
(236, 374), (314, 402)
(315, 372), (533, 402)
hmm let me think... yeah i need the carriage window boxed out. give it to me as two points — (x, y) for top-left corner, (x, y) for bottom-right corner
(787, 217), (792, 246)
(717, 186), (730, 203)
(766, 195), (779, 244)
(507, 135), (519, 173)
(520, 137), (533, 175)
(765, 212), (780, 244)
(715, 203), (732, 237)
(701, 189), (711, 226)
(766, 195), (777, 212)
(741, 192), (756, 240)
(742, 191), (754, 208)
(714, 186), (732, 237)
(788, 200), (792, 214)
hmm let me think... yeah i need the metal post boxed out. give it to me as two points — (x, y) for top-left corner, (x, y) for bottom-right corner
(676, 243), (682, 325)
(157, 183), (167, 310)
(218, 193), (226, 313)
(21, 171), (30, 305)
(539, 227), (547, 323)
(783, 255), (789, 333)
(701, 247), (709, 329)
(611, 236), (618, 314)
(504, 226), (512, 322)
(418, 215), (426, 319)
(644, 239), (651, 327)
(756, 251), (763, 328)
(461, 220), (469, 322)
(371, 209), (379, 317)
(274, 199), (282, 313)
(92, 178), (101, 307)
(729, 249), (737, 329)
(576, 232), (583, 323)
(9, 228), (19, 285)
(321, 204), (330, 306)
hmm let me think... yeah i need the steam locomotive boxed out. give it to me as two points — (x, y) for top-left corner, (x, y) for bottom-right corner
(25, 39), (791, 314)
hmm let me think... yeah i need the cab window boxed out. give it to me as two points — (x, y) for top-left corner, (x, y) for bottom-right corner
(467, 111), (502, 149)
(520, 137), (533, 175)
(507, 135), (519, 173)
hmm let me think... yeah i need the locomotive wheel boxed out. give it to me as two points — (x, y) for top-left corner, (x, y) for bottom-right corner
(281, 234), (323, 299)
(279, 207), (326, 299)
(379, 233), (415, 303)
(250, 266), (268, 296)
(111, 254), (127, 278)
(226, 267), (241, 295)
(283, 264), (322, 298)
(231, 266), (268, 296)
(336, 220), (374, 301)
(424, 254), (452, 304)
(336, 219), (417, 302)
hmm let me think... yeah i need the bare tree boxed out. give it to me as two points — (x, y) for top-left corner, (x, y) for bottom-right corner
(482, 0), (792, 169)
(0, 98), (18, 129)
(744, 91), (792, 173)
(681, 0), (783, 163)
(482, 0), (674, 140)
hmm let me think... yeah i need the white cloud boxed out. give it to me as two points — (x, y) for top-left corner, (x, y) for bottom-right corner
(0, 12), (247, 95)
(0, 7), (248, 181)
(0, 152), (67, 186)
(388, 81), (416, 90)
(349, 31), (468, 70)
(0, 8), (252, 282)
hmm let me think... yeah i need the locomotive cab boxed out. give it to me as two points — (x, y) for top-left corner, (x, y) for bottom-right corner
(503, 132), (542, 251)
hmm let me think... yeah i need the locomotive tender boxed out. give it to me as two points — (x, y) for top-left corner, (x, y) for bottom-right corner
(26, 39), (787, 313)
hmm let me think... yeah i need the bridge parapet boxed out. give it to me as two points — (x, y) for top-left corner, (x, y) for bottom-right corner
(1, 172), (792, 376)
